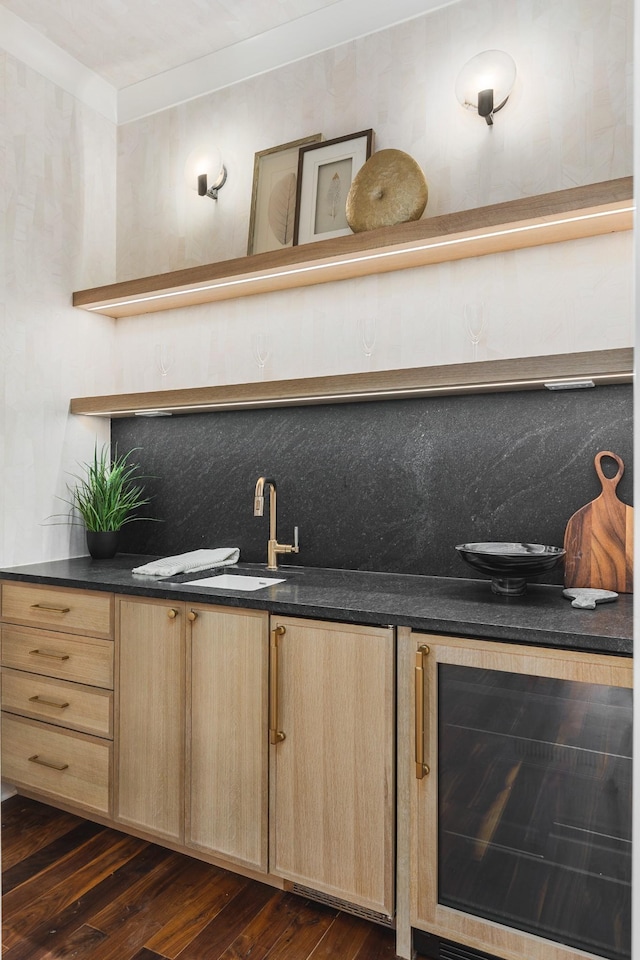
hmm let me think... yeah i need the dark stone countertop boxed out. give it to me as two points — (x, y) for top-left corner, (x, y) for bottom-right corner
(0, 555), (632, 655)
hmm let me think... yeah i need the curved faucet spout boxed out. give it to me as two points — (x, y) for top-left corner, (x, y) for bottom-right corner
(254, 476), (276, 517)
(253, 476), (298, 571)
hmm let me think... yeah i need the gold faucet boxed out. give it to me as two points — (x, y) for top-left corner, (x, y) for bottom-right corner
(253, 477), (299, 571)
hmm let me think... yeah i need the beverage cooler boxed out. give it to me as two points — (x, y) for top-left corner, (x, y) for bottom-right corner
(412, 635), (632, 960)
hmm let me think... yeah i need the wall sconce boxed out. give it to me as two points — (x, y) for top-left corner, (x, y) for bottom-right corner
(185, 146), (228, 200)
(455, 50), (517, 125)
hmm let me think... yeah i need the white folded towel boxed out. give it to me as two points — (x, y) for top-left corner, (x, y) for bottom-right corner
(132, 548), (240, 577)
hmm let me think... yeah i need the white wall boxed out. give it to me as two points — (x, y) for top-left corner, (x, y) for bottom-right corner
(0, 51), (116, 565)
(113, 0), (633, 394)
(0, 0), (633, 562)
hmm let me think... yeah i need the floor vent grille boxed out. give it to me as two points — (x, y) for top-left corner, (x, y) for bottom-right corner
(414, 930), (499, 960)
(440, 945), (496, 960)
(291, 883), (393, 927)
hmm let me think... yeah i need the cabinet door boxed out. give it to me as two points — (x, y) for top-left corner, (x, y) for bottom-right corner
(412, 634), (633, 960)
(187, 604), (268, 872)
(270, 615), (395, 919)
(116, 598), (185, 842)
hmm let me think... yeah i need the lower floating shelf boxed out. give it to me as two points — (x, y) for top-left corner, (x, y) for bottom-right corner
(69, 348), (633, 418)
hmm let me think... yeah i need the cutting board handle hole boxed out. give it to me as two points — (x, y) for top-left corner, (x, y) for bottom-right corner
(595, 450), (624, 486)
(601, 459), (619, 479)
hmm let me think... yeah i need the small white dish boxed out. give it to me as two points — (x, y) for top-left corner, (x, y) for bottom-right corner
(562, 587), (618, 609)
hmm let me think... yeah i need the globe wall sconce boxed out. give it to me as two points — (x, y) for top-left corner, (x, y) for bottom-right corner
(185, 146), (228, 200)
(455, 50), (517, 125)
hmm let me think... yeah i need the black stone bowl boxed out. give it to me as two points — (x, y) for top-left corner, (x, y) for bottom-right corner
(455, 542), (566, 596)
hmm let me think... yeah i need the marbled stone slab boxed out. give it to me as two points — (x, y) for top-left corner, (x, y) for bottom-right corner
(112, 384), (633, 585)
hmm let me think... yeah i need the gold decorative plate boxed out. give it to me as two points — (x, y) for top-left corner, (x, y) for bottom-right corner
(346, 149), (428, 233)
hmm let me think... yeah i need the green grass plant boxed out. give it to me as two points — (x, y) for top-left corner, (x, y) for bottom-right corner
(65, 444), (153, 532)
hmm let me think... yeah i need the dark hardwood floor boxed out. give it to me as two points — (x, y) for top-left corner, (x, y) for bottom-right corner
(1, 796), (400, 960)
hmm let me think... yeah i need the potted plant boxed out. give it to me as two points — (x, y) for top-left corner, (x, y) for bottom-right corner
(64, 444), (155, 559)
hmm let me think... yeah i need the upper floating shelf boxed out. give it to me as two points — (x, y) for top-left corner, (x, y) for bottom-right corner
(73, 178), (634, 319)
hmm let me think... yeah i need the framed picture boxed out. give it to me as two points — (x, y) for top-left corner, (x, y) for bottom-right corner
(247, 134), (323, 255)
(293, 129), (374, 246)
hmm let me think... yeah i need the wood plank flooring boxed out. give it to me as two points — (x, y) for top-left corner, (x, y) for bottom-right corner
(2, 796), (400, 960)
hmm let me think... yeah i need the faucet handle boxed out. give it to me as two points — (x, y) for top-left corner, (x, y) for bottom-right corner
(293, 526), (299, 551)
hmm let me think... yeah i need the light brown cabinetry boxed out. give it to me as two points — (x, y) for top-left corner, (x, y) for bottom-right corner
(186, 603), (269, 871)
(2, 624), (114, 687)
(2, 715), (111, 812)
(2, 669), (112, 737)
(1, 583), (114, 816)
(409, 633), (632, 960)
(269, 615), (395, 920)
(116, 596), (186, 842)
(2, 582), (113, 638)
(116, 596), (269, 866)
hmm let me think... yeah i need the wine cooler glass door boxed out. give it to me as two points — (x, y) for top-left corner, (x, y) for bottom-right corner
(436, 661), (632, 960)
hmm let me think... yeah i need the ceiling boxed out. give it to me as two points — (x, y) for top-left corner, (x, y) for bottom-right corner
(0, 0), (346, 88)
(0, 0), (456, 92)
(0, 0), (459, 121)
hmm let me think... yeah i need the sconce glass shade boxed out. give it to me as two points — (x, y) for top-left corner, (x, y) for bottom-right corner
(455, 50), (517, 124)
(184, 146), (227, 199)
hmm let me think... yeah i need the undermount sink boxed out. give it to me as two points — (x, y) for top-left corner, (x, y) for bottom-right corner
(176, 573), (286, 591)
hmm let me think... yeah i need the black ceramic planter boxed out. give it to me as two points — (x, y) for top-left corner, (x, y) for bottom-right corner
(86, 530), (119, 560)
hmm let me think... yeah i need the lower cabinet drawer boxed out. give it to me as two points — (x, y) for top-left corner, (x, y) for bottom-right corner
(2, 714), (112, 814)
(1, 583), (113, 638)
(1, 624), (114, 688)
(2, 669), (113, 738)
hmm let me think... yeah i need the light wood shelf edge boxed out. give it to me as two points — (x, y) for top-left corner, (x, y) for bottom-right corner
(73, 178), (634, 319)
(69, 348), (633, 418)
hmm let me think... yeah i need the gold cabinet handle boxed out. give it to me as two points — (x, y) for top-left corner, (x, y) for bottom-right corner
(29, 649), (70, 662)
(167, 608), (179, 619)
(30, 603), (70, 613)
(187, 610), (198, 622)
(28, 754), (69, 771)
(415, 644), (430, 779)
(28, 695), (70, 709)
(269, 625), (286, 744)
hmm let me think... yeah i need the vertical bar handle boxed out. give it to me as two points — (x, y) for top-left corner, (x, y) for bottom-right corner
(415, 644), (430, 779)
(270, 625), (286, 744)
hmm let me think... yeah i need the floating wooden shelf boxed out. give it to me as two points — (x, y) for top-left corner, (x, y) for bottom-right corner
(73, 178), (633, 319)
(70, 349), (633, 418)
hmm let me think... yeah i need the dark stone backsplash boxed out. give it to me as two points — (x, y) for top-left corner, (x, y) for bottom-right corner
(112, 384), (633, 583)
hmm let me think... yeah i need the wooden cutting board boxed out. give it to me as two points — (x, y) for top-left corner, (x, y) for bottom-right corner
(563, 450), (633, 593)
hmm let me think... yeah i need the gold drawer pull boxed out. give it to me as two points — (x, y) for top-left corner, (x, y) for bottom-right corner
(28, 695), (70, 709)
(28, 754), (69, 771)
(167, 608), (178, 620)
(30, 603), (71, 613)
(29, 649), (70, 662)
(187, 610), (197, 622)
